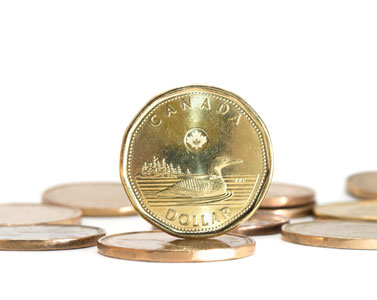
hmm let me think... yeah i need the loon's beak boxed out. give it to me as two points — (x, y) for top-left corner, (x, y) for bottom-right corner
(228, 159), (243, 165)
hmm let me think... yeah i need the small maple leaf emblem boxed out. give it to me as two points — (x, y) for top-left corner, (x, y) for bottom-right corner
(186, 130), (207, 150)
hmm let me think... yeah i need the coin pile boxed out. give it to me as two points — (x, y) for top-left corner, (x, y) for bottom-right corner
(2, 85), (377, 260)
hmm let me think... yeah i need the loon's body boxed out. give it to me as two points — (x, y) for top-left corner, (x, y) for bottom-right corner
(157, 156), (242, 198)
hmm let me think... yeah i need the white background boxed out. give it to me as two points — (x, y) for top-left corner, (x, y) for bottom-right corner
(0, 1), (376, 299)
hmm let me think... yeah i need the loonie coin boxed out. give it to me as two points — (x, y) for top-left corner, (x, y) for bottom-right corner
(97, 231), (255, 262)
(260, 182), (315, 208)
(258, 203), (314, 218)
(314, 200), (377, 221)
(346, 171), (377, 199)
(230, 212), (289, 235)
(282, 220), (377, 249)
(42, 182), (137, 216)
(120, 85), (273, 238)
(0, 225), (105, 250)
(0, 203), (81, 226)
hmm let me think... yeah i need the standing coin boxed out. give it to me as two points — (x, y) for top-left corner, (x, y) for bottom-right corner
(97, 231), (255, 262)
(0, 203), (81, 225)
(120, 85), (273, 238)
(346, 171), (377, 199)
(258, 203), (314, 218)
(260, 182), (315, 208)
(0, 225), (105, 250)
(231, 212), (289, 235)
(314, 200), (377, 221)
(282, 220), (377, 249)
(42, 182), (137, 216)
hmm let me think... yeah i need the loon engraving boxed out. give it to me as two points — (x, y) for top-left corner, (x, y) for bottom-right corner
(157, 156), (243, 198)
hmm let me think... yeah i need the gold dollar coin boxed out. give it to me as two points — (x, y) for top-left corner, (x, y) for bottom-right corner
(120, 85), (273, 238)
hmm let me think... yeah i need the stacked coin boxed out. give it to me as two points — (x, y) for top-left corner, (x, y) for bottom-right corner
(258, 182), (315, 218)
(346, 171), (377, 199)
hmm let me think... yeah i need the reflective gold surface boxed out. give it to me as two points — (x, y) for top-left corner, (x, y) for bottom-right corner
(314, 200), (377, 221)
(97, 231), (255, 262)
(282, 220), (377, 249)
(120, 85), (273, 238)
(258, 203), (314, 218)
(42, 182), (137, 216)
(231, 212), (289, 235)
(346, 171), (377, 199)
(0, 225), (105, 250)
(0, 203), (81, 225)
(261, 182), (315, 208)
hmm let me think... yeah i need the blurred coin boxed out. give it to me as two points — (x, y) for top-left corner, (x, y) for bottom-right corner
(261, 182), (315, 208)
(314, 200), (377, 221)
(0, 203), (81, 225)
(42, 182), (137, 216)
(97, 231), (255, 262)
(0, 225), (105, 250)
(231, 213), (289, 235)
(258, 203), (314, 218)
(346, 171), (377, 199)
(282, 220), (377, 249)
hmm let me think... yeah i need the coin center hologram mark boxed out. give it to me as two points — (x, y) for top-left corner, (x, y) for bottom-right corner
(184, 128), (208, 152)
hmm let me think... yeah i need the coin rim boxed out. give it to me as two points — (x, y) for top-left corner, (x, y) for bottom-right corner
(231, 213), (289, 235)
(0, 203), (82, 226)
(260, 182), (315, 208)
(120, 85), (273, 238)
(282, 220), (377, 250)
(97, 230), (256, 262)
(0, 224), (106, 250)
(258, 202), (315, 218)
(346, 171), (377, 199)
(42, 182), (137, 216)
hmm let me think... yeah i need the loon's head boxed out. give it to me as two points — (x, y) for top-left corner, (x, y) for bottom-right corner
(209, 156), (243, 176)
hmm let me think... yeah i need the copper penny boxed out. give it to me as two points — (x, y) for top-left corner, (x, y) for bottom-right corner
(346, 171), (377, 199)
(0, 225), (105, 250)
(260, 182), (315, 208)
(0, 203), (81, 226)
(258, 202), (314, 218)
(282, 220), (377, 249)
(231, 213), (289, 235)
(314, 200), (377, 221)
(97, 231), (255, 262)
(42, 182), (137, 216)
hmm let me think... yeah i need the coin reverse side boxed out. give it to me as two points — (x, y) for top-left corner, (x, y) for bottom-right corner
(120, 85), (273, 238)
(0, 225), (105, 250)
(260, 182), (315, 208)
(42, 182), (136, 216)
(346, 171), (377, 199)
(0, 203), (81, 226)
(97, 231), (255, 262)
(314, 200), (377, 221)
(282, 220), (377, 249)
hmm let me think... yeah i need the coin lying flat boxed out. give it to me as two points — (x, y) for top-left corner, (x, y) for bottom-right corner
(346, 171), (377, 199)
(282, 220), (377, 249)
(231, 213), (289, 235)
(314, 200), (377, 221)
(0, 225), (105, 250)
(0, 203), (81, 226)
(97, 231), (255, 262)
(260, 182), (315, 208)
(42, 182), (137, 216)
(120, 85), (273, 238)
(258, 203), (314, 218)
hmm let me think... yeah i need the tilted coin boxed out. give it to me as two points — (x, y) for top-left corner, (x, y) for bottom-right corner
(42, 182), (137, 216)
(282, 220), (377, 249)
(258, 203), (314, 218)
(231, 212), (289, 235)
(97, 231), (255, 262)
(0, 203), (81, 226)
(260, 182), (315, 208)
(346, 171), (377, 199)
(0, 225), (105, 250)
(314, 200), (377, 221)
(120, 85), (273, 238)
